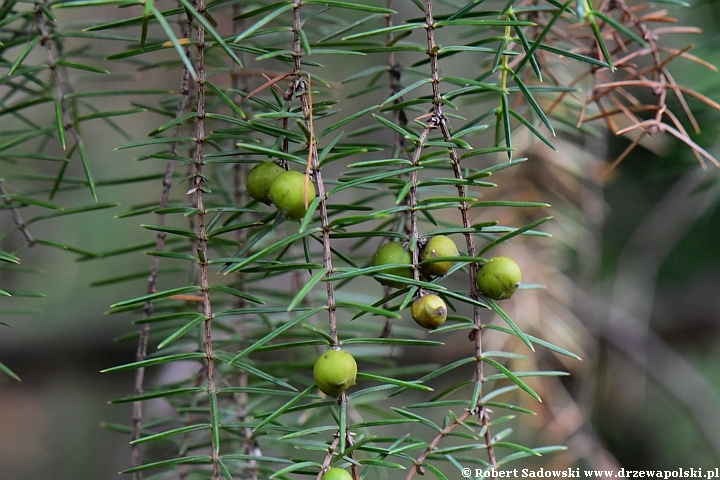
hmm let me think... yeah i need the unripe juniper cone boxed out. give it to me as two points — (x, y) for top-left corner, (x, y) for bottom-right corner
(321, 468), (353, 480)
(268, 170), (316, 220)
(246, 161), (285, 205)
(420, 235), (459, 277)
(411, 294), (448, 329)
(371, 242), (413, 288)
(476, 256), (522, 300)
(313, 349), (357, 398)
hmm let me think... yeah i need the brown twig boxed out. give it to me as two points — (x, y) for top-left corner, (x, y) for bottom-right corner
(129, 9), (194, 479)
(509, 0), (719, 172)
(291, 5), (356, 479)
(404, 2), (499, 478)
(588, 0), (720, 171)
(183, 0), (220, 477)
(0, 182), (35, 247)
(405, 411), (473, 480)
(230, 6), (261, 479)
(34, 0), (92, 200)
(316, 433), (342, 480)
(379, 0), (406, 339)
(291, 0), (338, 345)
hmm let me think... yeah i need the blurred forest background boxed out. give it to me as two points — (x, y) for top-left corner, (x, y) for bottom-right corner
(1, 0), (720, 479)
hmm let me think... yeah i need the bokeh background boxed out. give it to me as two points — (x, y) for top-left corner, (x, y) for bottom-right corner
(1, 0), (720, 478)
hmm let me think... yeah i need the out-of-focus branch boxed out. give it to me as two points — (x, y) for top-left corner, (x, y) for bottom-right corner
(0, 182), (35, 246)
(578, 287), (720, 456)
(131, 8), (193, 478)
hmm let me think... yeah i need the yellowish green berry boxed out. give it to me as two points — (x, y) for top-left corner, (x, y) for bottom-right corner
(411, 294), (448, 330)
(420, 235), (459, 277)
(246, 161), (285, 205)
(313, 349), (357, 398)
(370, 242), (413, 288)
(476, 256), (522, 300)
(268, 170), (317, 220)
(321, 468), (353, 480)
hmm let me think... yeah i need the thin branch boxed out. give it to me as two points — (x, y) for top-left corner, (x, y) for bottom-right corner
(404, 411), (473, 480)
(405, 1), (498, 478)
(291, 0), (338, 345)
(0, 182), (35, 246)
(186, 0), (219, 476)
(34, 0), (95, 200)
(130, 8), (194, 478)
(230, 5), (260, 479)
(378, 0), (410, 339)
(590, 0), (717, 167)
(316, 433), (341, 480)
(407, 128), (427, 287)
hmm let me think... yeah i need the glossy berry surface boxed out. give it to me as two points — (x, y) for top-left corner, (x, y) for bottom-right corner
(370, 242), (413, 288)
(476, 256), (522, 300)
(246, 161), (285, 205)
(420, 235), (459, 277)
(321, 468), (353, 480)
(411, 294), (448, 330)
(268, 170), (317, 220)
(313, 349), (357, 398)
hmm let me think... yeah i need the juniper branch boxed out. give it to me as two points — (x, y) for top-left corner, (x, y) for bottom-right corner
(0, 182), (35, 247)
(34, 0), (95, 200)
(291, 0), (338, 345)
(131, 9), (193, 478)
(405, 411), (473, 480)
(186, 0), (220, 476)
(418, 0), (498, 475)
(230, 8), (260, 479)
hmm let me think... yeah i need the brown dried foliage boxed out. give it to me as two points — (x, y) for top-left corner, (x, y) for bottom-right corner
(516, 0), (719, 175)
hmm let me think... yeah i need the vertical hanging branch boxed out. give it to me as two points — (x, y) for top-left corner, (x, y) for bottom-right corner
(496, 13), (514, 157)
(407, 129), (426, 290)
(34, 0), (97, 200)
(290, 3), (358, 478)
(0, 183), (34, 247)
(385, 0), (406, 158)
(405, 0), (499, 477)
(131, 10), (194, 478)
(230, 8), (260, 480)
(290, 0), (338, 344)
(186, 0), (219, 476)
(380, 0), (402, 339)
